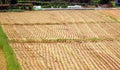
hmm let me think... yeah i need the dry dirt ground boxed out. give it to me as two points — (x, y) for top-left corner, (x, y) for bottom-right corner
(0, 48), (7, 70)
(0, 10), (120, 70)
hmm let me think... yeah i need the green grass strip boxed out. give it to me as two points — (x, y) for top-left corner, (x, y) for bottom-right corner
(9, 38), (119, 43)
(0, 25), (21, 70)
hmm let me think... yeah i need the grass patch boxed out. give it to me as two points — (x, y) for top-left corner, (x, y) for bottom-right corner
(0, 25), (21, 70)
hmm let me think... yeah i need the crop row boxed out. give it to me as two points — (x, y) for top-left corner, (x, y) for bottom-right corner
(2, 23), (120, 42)
(10, 41), (120, 70)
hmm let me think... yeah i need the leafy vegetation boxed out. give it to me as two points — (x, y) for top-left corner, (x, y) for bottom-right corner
(110, 1), (116, 7)
(99, 0), (110, 4)
(0, 25), (21, 70)
(0, 9), (24, 12)
(0, 0), (9, 4)
(90, 0), (100, 4)
(10, 0), (18, 4)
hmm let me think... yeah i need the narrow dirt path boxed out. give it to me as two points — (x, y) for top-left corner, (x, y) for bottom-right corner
(0, 48), (7, 70)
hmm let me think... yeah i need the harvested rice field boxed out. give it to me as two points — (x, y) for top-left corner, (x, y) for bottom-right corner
(99, 10), (120, 22)
(0, 10), (115, 24)
(2, 23), (120, 42)
(10, 41), (120, 70)
(0, 10), (120, 70)
(0, 48), (7, 70)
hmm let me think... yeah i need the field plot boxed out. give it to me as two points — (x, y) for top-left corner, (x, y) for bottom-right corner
(1, 10), (120, 70)
(0, 10), (115, 24)
(2, 23), (120, 42)
(10, 41), (120, 70)
(100, 10), (120, 22)
(0, 48), (7, 70)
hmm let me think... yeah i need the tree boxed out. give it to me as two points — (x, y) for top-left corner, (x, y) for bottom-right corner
(10, 0), (18, 4)
(99, 0), (110, 4)
(90, 0), (100, 3)
(1, 0), (9, 4)
(1, 0), (6, 4)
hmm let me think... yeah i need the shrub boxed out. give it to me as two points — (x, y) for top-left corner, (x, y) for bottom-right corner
(110, 1), (116, 7)
(42, 5), (51, 8)
(0, 9), (24, 12)
(61, 5), (67, 8)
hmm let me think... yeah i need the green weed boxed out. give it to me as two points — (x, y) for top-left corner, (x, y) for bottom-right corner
(0, 25), (21, 70)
